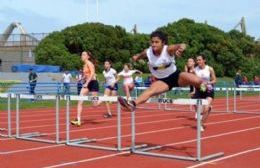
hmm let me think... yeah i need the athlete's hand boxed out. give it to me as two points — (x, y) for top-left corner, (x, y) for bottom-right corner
(175, 44), (186, 57)
(132, 55), (138, 61)
(83, 82), (89, 88)
(110, 82), (115, 88)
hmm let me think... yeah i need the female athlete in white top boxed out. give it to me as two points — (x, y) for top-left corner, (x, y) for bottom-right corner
(194, 54), (217, 131)
(118, 63), (142, 101)
(118, 30), (205, 111)
(102, 60), (119, 118)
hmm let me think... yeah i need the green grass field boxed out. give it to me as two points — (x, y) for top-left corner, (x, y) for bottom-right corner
(0, 80), (20, 93)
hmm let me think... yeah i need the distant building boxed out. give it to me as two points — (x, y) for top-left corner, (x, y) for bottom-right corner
(0, 22), (48, 72)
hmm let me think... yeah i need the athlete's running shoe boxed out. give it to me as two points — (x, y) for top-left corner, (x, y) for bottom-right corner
(201, 125), (205, 132)
(70, 119), (81, 126)
(118, 97), (136, 111)
(103, 113), (112, 118)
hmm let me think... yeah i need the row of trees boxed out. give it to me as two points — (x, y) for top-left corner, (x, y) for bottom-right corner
(35, 19), (260, 79)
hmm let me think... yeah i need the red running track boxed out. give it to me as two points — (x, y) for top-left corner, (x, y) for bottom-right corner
(0, 97), (260, 168)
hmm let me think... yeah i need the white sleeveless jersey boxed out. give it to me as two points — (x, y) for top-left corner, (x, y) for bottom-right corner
(146, 45), (177, 79)
(195, 65), (211, 82)
(103, 68), (117, 85)
(118, 70), (137, 85)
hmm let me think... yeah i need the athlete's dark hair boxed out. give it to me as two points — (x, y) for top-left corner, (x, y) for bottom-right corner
(105, 60), (112, 65)
(82, 51), (97, 66)
(198, 53), (206, 60)
(197, 53), (207, 64)
(124, 63), (132, 70)
(150, 30), (168, 44)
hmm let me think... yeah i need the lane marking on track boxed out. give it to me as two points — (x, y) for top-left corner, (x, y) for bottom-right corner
(37, 114), (260, 138)
(0, 108), (188, 124)
(42, 126), (260, 168)
(42, 151), (130, 168)
(2, 116), (260, 155)
(186, 146), (260, 168)
(0, 113), (259, 142)
(0, 144), (63, 155)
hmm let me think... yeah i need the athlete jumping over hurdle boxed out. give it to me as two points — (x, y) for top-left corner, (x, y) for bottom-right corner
(118, 30), (207, 112)
(118, 63), (142, 101)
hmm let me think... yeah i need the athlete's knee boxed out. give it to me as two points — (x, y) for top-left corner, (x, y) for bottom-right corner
(145, 87), (157, 97)
(78, 100), (83, 105)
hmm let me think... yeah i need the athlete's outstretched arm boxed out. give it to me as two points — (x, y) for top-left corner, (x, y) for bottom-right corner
(209, 66), (217, 84)
(132, 49), (147, 61)
(167, 44), (186, 57)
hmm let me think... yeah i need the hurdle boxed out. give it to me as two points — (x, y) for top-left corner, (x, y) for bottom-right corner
(237, 85), (260, 101)
(134, 87), (167, 110)
(15, 94), (68, 144)
(233, 87), (260, 115)
(135, 86), (231, 113)
(66, 95), (147, 151)
(130, 98), (224, 161)
(0, 93), (12, 138)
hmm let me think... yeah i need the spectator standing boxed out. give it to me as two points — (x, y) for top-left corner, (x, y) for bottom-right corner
(62, 71), (72, 95)
(28, 68), (38, 94)
(234, 70), (242, 95)
(76, 70), (84, 95)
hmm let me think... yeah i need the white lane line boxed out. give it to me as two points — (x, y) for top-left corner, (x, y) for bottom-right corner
(186, 146), (260, 168)
(42, 126), (260, 168)
(0, 144), (63, 155)
(42, 151), (130, 168)
(1, 115), (260, 155)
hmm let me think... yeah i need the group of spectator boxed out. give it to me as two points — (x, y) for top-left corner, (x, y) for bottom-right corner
(234, 69), (259, 86)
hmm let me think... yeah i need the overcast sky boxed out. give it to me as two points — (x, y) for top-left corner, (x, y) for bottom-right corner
(0, 0), (259, 38)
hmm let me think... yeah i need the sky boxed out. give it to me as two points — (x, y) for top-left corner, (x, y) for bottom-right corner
(0, 0), (259, 39)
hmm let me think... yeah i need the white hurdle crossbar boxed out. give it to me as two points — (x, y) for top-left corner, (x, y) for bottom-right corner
(233, 87), (260, 114)
(130, 98), (224, 161)
(135, 87), (231, 113)
(66, 95), (147, 151)
(15, 94), (67, 144)
(0, 93), (12, 138)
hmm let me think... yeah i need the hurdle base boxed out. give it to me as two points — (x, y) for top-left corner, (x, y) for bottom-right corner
(132, 144), (224, 162)
(198, 152), (224, 161)
(132, 150), (224, 162)
(67, 138), (147, 152)
(16, 132), (69, 144)
(0, 134), (13, 138)
(0, 128), (12, 138)
(120, 144), (148, 151)
(233, 111), (260, 115)
(18, 132), (43, 138)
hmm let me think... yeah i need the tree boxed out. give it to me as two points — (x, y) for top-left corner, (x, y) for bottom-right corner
(35, 20), (260, 78)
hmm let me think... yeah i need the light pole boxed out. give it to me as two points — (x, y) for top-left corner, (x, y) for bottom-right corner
(96, 0), (99, 22)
